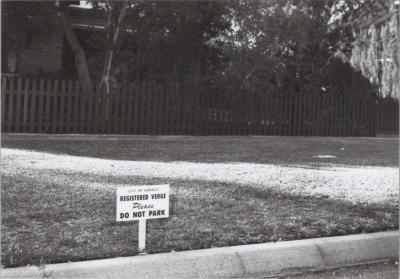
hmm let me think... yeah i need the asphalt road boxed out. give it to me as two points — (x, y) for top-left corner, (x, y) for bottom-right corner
(264, 262), (398, 279)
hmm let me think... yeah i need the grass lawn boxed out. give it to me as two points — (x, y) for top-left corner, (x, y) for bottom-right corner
(1, 135), (398, 268)
(2, 135), (398, 166)
(1, 169), (398, 268)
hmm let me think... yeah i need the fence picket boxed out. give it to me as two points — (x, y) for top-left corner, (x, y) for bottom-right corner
(391, 101), (394, 134)
(338, 94), (343, 136)
(123, 84), (130, 134)
(208, 88), (213, 135)
(360, 95), (366, 136)
(310, 93), (316, 136)
(1, 77), (398, 137)
(396, 100), (399, 134)
(321, 93), (327, 136)
(138, 82), (145, 134)
(14, 78), (23, 132)
(298, 93), (303, 136)
(86, 86), (92, 134)
(110, 91), (115, 134)
(80, 82), (87, 133)
(304, 93), (309, 136)
(166, 83), (172, 135)
(369, 96), (375, 135)
(283, 91), (289, 136)
(119, 84), (126, 134)
(136, 83), (143, 134)
(22, 79), (30, 132)
(36, 79), (44, 133)
(267, 91), (273, 135)
(51, 79), (60, 133)
(66, 81), (73, 133)
(177, 83), (183, 135)
(216, 89), (222, 135)
(1, 78), (7, 132)
(314, 94), (319, 136)
(371, 95), (376, 136)
(44, 80), (52, 133)
(151, 83), (158, 135)
(158, 84), (165, 134)
(191, 81), (198, 135)
(145, 83), (152, 134)
(295, 93), (300, 136)
(376, 98), (381, 135)
(111, 85), (119, 134)
(350, 94), (355, 136)
(59, 81), (66, 133)
(382, 99), (387, 134)
(131, 83), (139, 134)
(301, 93), (307, 136)
(255, 90), (261, 135)
(270, 91), (275, 135)
(358, 96), (363, 136)
(119, 85), (124, 134)
(275, 92), (281, 136)
(73, 81), (79, 133)
(28, 79), (36, 133)
(345, 94), (350, 136)
(8, 79), (15, 132)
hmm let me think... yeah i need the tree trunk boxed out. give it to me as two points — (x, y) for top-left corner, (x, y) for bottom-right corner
(58, 5), (93, 93)
(100, 0), (129, 96)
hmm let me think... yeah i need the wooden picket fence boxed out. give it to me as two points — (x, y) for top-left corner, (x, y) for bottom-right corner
(1, 77), (398, 136)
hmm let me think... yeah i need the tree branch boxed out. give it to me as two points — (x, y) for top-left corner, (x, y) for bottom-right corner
(302, 54), (336, 80)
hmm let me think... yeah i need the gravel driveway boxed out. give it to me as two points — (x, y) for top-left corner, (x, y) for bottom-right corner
(2, 148), (398, 205)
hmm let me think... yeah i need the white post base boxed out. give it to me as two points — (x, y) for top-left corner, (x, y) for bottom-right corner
(138, 219), (146, 254)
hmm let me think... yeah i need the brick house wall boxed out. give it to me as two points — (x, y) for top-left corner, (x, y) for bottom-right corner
(16, 24), (64, 74)
(2, 5), (104, 78)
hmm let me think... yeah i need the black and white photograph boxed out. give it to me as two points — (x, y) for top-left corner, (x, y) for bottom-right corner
(0, 0), (399, 278)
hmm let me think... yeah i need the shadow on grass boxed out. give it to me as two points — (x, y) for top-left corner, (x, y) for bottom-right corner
(2, 136), (398, 166)
(1, 171), (398, 268)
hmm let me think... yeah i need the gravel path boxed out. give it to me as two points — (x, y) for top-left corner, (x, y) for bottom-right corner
(2, 148), (398, 205)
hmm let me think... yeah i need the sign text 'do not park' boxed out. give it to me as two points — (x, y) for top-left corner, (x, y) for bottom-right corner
(116, 185), (169, 221)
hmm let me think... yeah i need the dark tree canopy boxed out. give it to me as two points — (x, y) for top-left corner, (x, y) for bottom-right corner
(1, 0), (379, 96)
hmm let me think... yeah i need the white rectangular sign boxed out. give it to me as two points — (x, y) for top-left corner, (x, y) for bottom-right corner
(116, 184), (169, 221)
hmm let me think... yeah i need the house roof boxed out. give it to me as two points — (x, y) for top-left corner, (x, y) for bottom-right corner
(69, 6), (107, 30)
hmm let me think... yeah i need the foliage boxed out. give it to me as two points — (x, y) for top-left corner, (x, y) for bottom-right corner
(350, 17), (399, 97)
(216, 0), (359, 95)
(331, 0), (399, 97)
(82, 1), (230, 84)
(2, 0), (384, 98)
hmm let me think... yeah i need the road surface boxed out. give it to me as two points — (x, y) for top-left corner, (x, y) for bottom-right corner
(264, 261), (398, 279)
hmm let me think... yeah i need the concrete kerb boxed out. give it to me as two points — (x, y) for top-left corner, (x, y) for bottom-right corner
(1, 231), (398, 278)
